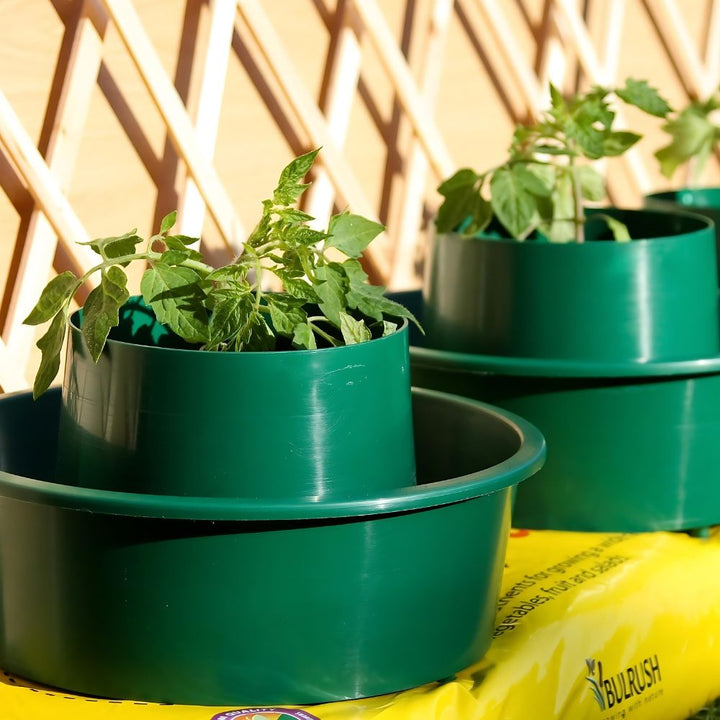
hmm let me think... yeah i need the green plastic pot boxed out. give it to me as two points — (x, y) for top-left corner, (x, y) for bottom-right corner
(57, 297), (415, 500)
(393, 290), (720, 532)
(424, 208), (718, 362)
(645, 187), (720, 276)
(0, 386), (545, 705)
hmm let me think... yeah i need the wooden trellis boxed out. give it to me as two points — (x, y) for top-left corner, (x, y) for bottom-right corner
(1, 0), (720, 393)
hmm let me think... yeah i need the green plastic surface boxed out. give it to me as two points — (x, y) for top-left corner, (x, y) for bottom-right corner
(58, 298), (416, 500)
(424, 208), (718, 362)
(395, 291), (720, 532)
(645, 188), (720, 275)
(0, 387), (545, 705)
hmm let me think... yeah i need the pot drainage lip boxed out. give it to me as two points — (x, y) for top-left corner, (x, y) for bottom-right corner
(410, 344), (720, 379)
(0, 388), (545, 522)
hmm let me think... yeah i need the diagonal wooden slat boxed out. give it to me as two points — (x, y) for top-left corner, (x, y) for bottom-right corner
(101, 0), (245, 252)
(2, 0), (107, 379)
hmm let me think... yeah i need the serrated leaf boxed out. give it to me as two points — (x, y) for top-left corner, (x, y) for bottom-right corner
(160, 211), (177, 234)
(206, 290), (251, 350)
(283, 225), (328, 247)
(315, 264), (347, 326)
(566, 120), (606, 159)
(165, 234), (200, 247)
(140, 264), (209, 344)
(33, 311), (67, 399)
(272, 147), (320, 206)
(23, 271), (79, 325)
(161, 248), (192, 265)
(490, 167), (538, 238)
(266, 294), (307, 337)
(80, 229), (143, 261)
(277, 274), (318, 302)
(82, 266), (130, 361)
(602, 130), (641, 157)
(163, 237), (205, 261)
(616, 78), (671, 118)
(382, 320), (398, 336)
(339, 312), (371, 345)
(276, 208), (315, 224)
(240, 313), (275, 351)
(578, 165), (606, 201)
(292, 321), (317, 350)
(326, 211), (385, 258)
(513, 163), (553, 197)
(655, 109), (716, 178)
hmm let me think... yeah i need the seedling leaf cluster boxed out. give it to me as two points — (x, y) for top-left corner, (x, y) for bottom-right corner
(436, 79), (671, 243)
(25, 149), (418, 399)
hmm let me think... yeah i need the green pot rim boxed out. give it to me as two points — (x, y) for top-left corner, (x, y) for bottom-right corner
(410, 344), (720, 378)
(0, 388), (545, 521)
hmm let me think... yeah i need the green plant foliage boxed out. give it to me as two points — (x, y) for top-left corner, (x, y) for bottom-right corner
(436, 79), (671, 243)
(24, 149), (420, 399)
(655, 90), (720, 182)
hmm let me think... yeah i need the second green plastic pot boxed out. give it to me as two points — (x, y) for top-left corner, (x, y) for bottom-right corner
(423, 208), (718, 362)
(0, 386), (545, 705)
(395, 289), (720, 532)
(57, 297), (415, 500)
(645, 187), (720, 276)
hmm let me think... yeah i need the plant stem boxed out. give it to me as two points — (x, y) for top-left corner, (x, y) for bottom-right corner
(568, 152), (585, 244)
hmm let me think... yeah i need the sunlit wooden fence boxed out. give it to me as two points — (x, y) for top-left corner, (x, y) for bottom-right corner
(1, 0), (719, 392)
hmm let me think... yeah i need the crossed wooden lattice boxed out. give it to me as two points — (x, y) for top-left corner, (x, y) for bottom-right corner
(1, 0), (719, 393)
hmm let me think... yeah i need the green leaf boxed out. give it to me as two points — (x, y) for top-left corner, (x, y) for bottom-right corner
(578, 165), (606, 201)
(326, 211), (385, 258)
(206, 289), (252, 350)
(566, 120), (606, 159)
(315, 264), (347, 326)
(165, 234), (200, 247)
(82, 266), (130, 362)
(140, 264), (209, 344)
(436, 169), (482, 233)
(339, 312), (371, 345)
(161, 248), (192, 265)
(266, 294), (307, 337)
(23, 271), (79, 325)
(490, 167), (538, 239)
(513, 163), (553, 197)
(240, 313), (275, 351)
(80, 229), (143, 261)
(33, 311), (67, 399)
(597, 213), (631, 242)
(602, 131), (641, 157)
(292, 321), (317, 350)
(160, 211), (177, 234)
(382, 320), (398, 336)
(163, 238), (205, 262)
(282, 225), (328, 247)
(272, 147), (320, 206)
(343, 260), (421, 330)
(543, 170), (576, 243)
(655, 109), (716, 178)
(616, 79), (671, 118)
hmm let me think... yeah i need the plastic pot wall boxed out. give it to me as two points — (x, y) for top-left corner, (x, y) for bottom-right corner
(411, 361), (720, 532)
(645, 188), (720, 276)
(0, 387), (546, 705)
(58, 298), (416, 500)
(423, 209), (718, 362)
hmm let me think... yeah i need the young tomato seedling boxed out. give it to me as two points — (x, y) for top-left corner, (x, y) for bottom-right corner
(436, 79), (671, 243)
(25, 148), (419, 399)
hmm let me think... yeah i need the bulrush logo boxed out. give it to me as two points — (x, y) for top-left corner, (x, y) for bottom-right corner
(585, 654), (663, 711)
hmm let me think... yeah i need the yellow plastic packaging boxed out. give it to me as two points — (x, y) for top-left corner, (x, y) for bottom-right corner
(3, 529), (720, 719)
